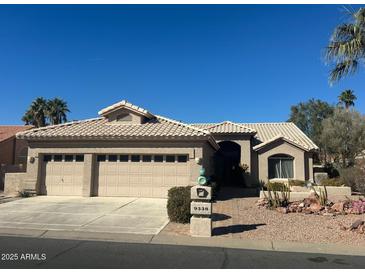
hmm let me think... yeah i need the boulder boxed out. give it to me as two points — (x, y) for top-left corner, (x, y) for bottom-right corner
(350, 219), (364, 230)
(331, 202), (345, 213)
(309, 203), (323, 213)
(303, 197), (319, 206)
(276, 207), (288, 214)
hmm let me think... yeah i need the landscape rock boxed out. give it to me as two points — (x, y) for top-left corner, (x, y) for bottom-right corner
(331, 202), (345, 213)
(309, 203), (323, 213)
(350, 219), (364, 230)
(276, 207), (288, 214)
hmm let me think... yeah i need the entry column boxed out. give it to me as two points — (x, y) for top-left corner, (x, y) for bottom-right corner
(82, 154), (95, 197)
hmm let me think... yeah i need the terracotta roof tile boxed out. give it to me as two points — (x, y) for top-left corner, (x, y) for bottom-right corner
(17, 116), (210, 140)
(203, 121), (256, 134)
(192, 122), (318, 151)
(0, 125), (33, 142)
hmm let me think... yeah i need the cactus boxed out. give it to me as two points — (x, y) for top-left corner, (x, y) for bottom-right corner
(263, 182), (290, 209)
(311, 185), (328, 206)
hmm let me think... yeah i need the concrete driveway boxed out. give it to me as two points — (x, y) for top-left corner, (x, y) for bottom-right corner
(0, 196), (168, 235)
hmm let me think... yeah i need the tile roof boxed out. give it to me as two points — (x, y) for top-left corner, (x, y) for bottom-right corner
(98, 100), (154, 118)
(202, 121), (256, 134)
(16, 116), (211, 141)
(0, 125), (33, 143)
(192, 122), (318, 151)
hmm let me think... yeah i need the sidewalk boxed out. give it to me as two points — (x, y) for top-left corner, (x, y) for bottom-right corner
(0, 227), (364, 257)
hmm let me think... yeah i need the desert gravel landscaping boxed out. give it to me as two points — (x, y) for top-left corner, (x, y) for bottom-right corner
(161, 189), (365, 246)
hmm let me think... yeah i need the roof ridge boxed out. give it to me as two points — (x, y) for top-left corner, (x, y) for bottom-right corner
(253, 134), (311, 151)
(155, 115), (211, 136)
(204, 121), (256, 133)
(98, 99), (153, 117)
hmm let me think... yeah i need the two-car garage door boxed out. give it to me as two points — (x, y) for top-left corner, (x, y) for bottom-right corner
(42, 154), (190, 197)
(97, 154), (190, 198)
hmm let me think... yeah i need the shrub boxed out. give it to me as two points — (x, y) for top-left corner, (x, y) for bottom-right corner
(167, 186), (192, 223)
(18, 190), (32, 198)
(263, 183), (290, 208)
(311, 185), (329, 206)
(265, 182), (289, 192)
(319, 178), (344, 187)
(339, 167), (365, 194)
(289, 180), (307, 187)
(323, 162), (340, 178)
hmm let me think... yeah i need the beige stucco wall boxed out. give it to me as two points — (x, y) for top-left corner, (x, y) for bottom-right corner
(11, 139), (216, 196)
(256, 139), (311, 183)
(106, 109), (146, 124)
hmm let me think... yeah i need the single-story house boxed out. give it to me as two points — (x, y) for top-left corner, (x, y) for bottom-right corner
(6, 100), (318, 197)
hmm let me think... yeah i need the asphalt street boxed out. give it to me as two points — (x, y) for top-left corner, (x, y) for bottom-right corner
(0, 236), (364, 268)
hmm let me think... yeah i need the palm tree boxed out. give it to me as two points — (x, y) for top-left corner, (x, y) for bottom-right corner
(21, 110), (34, 125)
(46, 98), (70, 125)
(325, 7), (365, 83)
(22, 97), (48, 127)
(338, 89), (357, 110)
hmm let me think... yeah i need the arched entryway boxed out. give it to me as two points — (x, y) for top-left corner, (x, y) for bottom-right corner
(214, 141), (244, 187)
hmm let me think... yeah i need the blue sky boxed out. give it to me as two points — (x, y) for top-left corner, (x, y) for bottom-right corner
(0, 4), (364, 125)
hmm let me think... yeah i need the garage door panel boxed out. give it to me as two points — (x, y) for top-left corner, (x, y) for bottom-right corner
(43, 161), (84, 196)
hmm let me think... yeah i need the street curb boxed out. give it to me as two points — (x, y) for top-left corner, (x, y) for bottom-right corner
(0, 228), (364, 256)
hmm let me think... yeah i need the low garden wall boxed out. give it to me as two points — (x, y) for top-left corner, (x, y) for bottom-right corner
(260, 186), (352, 202)
(4, 172), (28, 196)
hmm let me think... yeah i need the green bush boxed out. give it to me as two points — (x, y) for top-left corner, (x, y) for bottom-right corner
(323, 162), (340, 178)
(289, 180), (307, 187)
(265, 182), (289, 192)
(339, 167), (365, 193)
(319, 178), (344, 187)
(167, 186), (192, 223)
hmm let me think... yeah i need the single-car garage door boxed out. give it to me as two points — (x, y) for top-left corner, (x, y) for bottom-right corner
(97, 154), (190, 198)
(42, 154), (84, 196)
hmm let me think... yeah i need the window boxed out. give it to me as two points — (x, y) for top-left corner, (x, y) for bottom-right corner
(97, 155), (106, 162)
(166, 155), (175, 163)
(119, 155), (129, 162)
(75, 155), (84, 162)
(142, 155), (152, 162)
(64, 155), (74, 162)
(177, 155), (188, 163)
(154, 155), (163, 162)
(53, 155), (63, 162)
(108, 155), (118, 162)
(131, 155), (140, 162)
(44, 155), (52, 162)
(268, 154), (294, 179)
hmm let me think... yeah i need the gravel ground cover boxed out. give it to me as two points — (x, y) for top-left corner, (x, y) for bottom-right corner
(161, 189), (365, 245)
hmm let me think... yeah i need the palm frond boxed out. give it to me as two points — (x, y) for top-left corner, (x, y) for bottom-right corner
(329, 59), (358, 84)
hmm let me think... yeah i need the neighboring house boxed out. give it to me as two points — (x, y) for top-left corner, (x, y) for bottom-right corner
(0, 125), (33, 190)
(6, 100), (318, 197)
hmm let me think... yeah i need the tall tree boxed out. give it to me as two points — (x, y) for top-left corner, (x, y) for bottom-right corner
(325, 7), (365, 83)
(338, 89), (357, 110)
(47, 98), (70, 125)
(321, 107), (365, 167)
(22, 97), (48, 127)
(288, 99), (334, 147)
